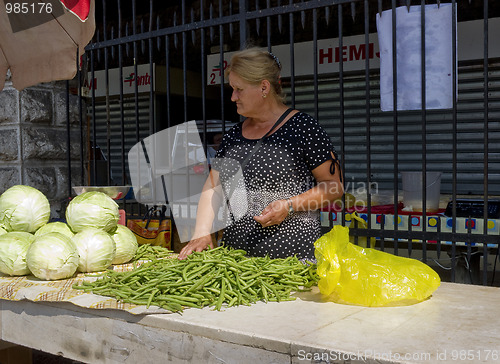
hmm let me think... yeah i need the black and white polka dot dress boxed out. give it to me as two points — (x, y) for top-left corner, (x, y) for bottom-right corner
(214, 112), (336, 260)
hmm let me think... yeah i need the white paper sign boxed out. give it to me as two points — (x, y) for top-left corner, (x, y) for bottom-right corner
(376, 4), (456, 111)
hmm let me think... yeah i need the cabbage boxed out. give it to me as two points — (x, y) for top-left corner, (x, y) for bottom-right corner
(35, 221), (75, 238)
(0, 231), (35, 244)
(26, 232), (79, 280)
(66, 191), (119, 233)
(0, 232), (35, 276)
(0, 226), (6, 235)
(110, 225), (138, 265)
(0, 185), (51, 233)
(72, 227), (116, 272)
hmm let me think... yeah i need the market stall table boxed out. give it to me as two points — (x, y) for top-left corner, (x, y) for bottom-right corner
(0, 282), (499, 363)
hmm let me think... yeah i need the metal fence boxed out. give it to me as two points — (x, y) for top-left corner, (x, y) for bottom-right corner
(76, 0), (500, 285)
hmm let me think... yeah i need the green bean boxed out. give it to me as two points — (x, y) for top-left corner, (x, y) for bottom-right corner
(227, 296), (238, 308)
(184, 271), (215, 295)
(260, 280), (269, 302)
(223, 269), (237, 287)
(215, 278), (226, 311)
(73, 245), (319, 313)
(262, 280), (280, 302)
(161, 299), (201, 309)
(240, 279), (257, 291)
(182, 262), (196, 281)
(240, 271), (263, 281)
(186, 263), (215, 281)
(267, 296), (296, 302)
(146, 288), (160, 308)
(246, 286), (258, 296)
(234, 274), (249, 297)
(132, 244), (174, 261)
(157, 301), (184, 312)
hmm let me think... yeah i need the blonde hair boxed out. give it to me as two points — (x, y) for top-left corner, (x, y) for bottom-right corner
(225, 47), (285, 103)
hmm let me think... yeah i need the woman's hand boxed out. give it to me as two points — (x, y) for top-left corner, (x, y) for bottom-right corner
(254, 199), (289, 227)
(178, 235), (214, 260)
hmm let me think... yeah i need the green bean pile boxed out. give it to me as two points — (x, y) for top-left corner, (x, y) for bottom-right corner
(73, 246), (319, 313)
(131, 243), (174, 261)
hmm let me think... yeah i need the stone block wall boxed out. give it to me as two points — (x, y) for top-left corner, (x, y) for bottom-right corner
(0, 80), (85, 220)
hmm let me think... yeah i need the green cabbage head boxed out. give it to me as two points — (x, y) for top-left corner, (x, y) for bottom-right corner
(66, 191), (119, 233)
(0, 185), (51, 233)
(72, 227), (116, 273)
(35, 221), (75, 239)
(110, 225), (138, 265)
(26, 232), (79, 280)
(0, 232), (36, 276)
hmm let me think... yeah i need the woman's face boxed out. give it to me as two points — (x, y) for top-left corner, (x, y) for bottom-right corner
(228, 72), (263, 117)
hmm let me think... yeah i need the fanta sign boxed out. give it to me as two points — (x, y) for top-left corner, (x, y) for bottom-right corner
(123, 72), (152, 88)
(83, 64), (155, 97)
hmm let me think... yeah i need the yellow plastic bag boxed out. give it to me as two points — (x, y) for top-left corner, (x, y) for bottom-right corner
(314, 225), (440, 307)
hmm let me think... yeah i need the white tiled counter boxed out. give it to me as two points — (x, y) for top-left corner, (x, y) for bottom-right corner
(1, 282), (499, 363)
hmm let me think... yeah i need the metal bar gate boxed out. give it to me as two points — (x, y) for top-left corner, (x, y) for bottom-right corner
(73, 0), (500, 286)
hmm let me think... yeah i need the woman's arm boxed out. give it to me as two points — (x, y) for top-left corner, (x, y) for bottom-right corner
(254, 155), (343, 227)
(178, 169), (223, 259)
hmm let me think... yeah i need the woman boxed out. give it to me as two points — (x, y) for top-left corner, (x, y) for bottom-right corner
(178, 47), (343, 260)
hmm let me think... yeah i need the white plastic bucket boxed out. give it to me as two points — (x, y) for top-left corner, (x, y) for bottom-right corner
(401, 171), (442, 212)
